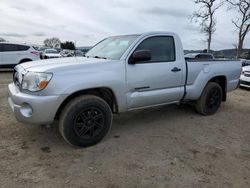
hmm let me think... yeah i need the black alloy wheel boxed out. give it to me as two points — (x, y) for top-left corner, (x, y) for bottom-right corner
(59, 95), (112, 147)
(73, 107), (105, 139)
(195, 82), (223, 115)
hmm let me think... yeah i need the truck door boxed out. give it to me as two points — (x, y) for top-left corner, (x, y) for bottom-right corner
(126, 36), (185, 109)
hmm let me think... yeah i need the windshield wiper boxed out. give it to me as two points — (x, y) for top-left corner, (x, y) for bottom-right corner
(84, 55), (107, 59)
(93, 56), (107, 59)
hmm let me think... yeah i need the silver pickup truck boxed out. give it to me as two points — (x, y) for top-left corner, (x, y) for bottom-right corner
(8, 32), (241, 147)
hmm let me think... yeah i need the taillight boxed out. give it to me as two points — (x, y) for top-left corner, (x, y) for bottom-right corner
(30, 51), (40, 56)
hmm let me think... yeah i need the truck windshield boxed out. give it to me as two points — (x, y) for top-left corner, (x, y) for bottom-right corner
(85, 35), (139, 60)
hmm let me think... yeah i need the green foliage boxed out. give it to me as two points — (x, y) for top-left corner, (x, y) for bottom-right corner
(203, 49), (208, 53)
(61, 41), (76, 50)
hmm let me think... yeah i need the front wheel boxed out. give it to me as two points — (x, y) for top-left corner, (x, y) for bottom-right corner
(195, 82), (223, 115)
(59, 95), (112, 147)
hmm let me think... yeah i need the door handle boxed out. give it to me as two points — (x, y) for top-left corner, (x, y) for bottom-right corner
(171, 67), (181, 72)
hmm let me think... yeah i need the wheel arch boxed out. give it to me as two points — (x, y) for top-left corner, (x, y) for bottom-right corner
(19, 58), (32, 64)
(55, 87), (118, 119)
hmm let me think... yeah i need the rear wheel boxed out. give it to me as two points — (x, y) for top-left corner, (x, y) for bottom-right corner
(195, 82), (223, 115)
(59, 95), (112, 147)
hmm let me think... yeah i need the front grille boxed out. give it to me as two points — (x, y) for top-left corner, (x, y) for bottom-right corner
(244, 71), (250, 77)
(240, 80), (250, 86)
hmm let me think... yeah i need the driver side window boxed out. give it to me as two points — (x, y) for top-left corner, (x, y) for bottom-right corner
(135, 36), (175, 63)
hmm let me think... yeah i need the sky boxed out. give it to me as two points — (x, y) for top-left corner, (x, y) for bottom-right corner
(0, 0), (249, 50)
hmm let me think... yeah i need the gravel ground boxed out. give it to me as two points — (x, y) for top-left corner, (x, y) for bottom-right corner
(0, 71), (250, 188)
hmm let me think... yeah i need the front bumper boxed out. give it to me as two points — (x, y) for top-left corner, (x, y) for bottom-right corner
(240, 75), (250, 88)
(8, 83), (67, 124)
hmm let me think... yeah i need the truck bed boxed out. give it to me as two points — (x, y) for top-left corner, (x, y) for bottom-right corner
(184, 59), (241, 100)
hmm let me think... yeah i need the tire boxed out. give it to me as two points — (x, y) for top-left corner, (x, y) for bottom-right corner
(195, 82), (223, 115)
(59, 95), (112, 147)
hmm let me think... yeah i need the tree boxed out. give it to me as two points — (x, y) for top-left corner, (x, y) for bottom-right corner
(61, 41), (76, 50)
(192, 0), (223, 53)
(226, 0), (250, 58)
(0, 37), (6, 42)
(43, 37), (61, 48)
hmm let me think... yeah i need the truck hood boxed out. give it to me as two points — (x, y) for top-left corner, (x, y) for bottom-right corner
(19, 57), (113, 72)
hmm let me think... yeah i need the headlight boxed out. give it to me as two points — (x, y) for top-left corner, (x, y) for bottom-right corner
(21, 72), (53, 92)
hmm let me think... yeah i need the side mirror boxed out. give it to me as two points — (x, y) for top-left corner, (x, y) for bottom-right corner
(129, 50), (151, 64)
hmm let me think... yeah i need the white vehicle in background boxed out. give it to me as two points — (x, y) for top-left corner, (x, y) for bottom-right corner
(0, 42), (40, 68)
(41, 48), (62, 59)
(240, 66), (250, 88)
(60, 49), (74, 57)
(240, 59), (250, 67)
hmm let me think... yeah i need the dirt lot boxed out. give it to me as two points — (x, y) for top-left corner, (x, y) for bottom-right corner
(0, 71), (250, 188)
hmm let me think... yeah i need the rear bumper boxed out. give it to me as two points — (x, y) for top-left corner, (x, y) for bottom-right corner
(8, 83), (67, 124)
